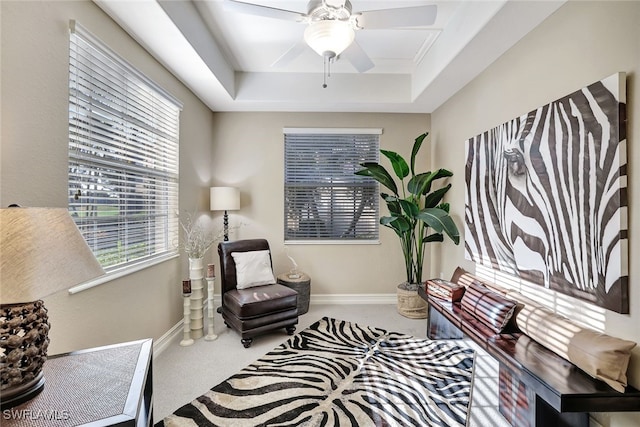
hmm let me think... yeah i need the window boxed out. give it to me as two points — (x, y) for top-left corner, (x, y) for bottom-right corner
(68, 21), (182, 272)
(284, 128), (380, 242)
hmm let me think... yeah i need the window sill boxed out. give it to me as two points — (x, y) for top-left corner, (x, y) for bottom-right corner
(68, 253), (180, 295)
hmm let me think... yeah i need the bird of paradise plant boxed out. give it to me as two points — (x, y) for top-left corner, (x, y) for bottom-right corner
(355, 132), (460, 288)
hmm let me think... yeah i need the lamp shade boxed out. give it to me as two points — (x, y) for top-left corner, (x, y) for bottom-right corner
(0, 207), (105, 304)
(210, 187), (240, 211)
(304, 20), (355, 57)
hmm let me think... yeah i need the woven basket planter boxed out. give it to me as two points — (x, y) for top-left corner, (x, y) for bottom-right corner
(396, 283), (428, 319)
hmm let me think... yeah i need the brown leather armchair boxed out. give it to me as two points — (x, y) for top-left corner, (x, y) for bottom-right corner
(218, 239), (298, 348)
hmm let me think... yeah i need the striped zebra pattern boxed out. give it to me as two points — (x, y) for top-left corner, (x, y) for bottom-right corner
(464, 72), (628, 313)
(158, 317), (475, 427)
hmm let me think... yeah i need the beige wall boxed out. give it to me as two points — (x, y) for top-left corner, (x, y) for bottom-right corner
(431, 2), (639, 426)
(6, 1), (636, 423)
(0, 0), (214, 354)
(210, 112), (430, 296)
(0, 0), (430, 353)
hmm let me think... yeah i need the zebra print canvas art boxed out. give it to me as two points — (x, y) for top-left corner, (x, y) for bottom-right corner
(465, 72), (628, 313)
(158, 317), (476, 427)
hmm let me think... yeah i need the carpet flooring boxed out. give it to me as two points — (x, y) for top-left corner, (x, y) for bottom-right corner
(157, 316), (476, 427)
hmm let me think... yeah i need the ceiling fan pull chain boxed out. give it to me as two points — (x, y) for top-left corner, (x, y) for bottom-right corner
(323, 52), (330, 88)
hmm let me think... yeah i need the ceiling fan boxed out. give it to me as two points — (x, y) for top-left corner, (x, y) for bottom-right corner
(225, 0), (437, 86)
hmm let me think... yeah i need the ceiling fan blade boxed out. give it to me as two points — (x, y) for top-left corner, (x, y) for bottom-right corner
(271, 41), (307, 68)
(341, 41), (374, 73)
(356, 5), (437, 29)
(225, 0), (307, 22)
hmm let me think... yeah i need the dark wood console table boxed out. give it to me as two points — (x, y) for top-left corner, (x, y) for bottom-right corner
(3, 339), (153, 427)
(418, 286), (640, 427)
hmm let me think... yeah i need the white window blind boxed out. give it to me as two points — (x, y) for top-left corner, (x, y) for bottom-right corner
(68, 21), (182, 271)
(284, 129), (380, 241)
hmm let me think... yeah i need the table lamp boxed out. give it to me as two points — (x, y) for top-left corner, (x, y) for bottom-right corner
(209, 187), (240, 241)
(0, 207), (105, 409)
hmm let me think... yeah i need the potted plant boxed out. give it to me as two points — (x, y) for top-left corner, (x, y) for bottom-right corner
(355, 132), (460, 318)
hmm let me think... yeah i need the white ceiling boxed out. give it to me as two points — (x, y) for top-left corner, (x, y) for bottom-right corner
(94, 0), (565, 113)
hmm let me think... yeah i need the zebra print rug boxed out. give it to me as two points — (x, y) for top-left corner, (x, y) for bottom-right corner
(157, 317), (475, 427)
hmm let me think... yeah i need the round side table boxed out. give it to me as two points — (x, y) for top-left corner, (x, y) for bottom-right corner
(277, 273), (311, 315)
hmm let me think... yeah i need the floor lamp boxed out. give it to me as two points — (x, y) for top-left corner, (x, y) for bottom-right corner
(0, 207), (105, 409)
(209, 187), (240, 241)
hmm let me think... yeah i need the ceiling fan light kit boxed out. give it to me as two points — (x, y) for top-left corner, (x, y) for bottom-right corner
(304, 19), (356, 88)
(227, 0), (438, 87)
(304, 20), (355, 58)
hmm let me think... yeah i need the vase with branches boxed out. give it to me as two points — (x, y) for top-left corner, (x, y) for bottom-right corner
(355, 132), (460, 290)
(177, 211), (228, 339)
(178, 211), (226, 259)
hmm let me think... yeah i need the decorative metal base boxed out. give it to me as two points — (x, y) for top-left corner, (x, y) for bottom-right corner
(0, 372), (45, 410)
(0, 300), (50, 410)
(223, 210), (229, 241)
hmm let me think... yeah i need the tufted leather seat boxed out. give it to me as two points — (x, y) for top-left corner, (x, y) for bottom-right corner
(218, 239), (298, 348)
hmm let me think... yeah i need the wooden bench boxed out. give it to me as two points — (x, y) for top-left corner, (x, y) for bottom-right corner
(418, 286), (640, 427)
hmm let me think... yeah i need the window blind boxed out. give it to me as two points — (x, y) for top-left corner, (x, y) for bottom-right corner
(284, 130), (380, 241)
(68, 21), (182, 271)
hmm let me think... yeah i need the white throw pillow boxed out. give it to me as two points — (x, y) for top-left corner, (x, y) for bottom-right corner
(231, 250), (276, 289)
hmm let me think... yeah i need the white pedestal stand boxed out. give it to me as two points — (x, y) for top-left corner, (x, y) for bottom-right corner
(205, 276), (218, 341)
(179, 293), (194, 347)
(189, 258), (204, 339)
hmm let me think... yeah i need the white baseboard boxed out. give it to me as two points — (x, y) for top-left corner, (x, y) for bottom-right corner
(153, 320), (183, 359)
(310, 294), (396, 305)
(153, 294), (396, 357)
(209, 294), (397, 305)
(153, 299), (221, 358)
(196, 294), (396, 306)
